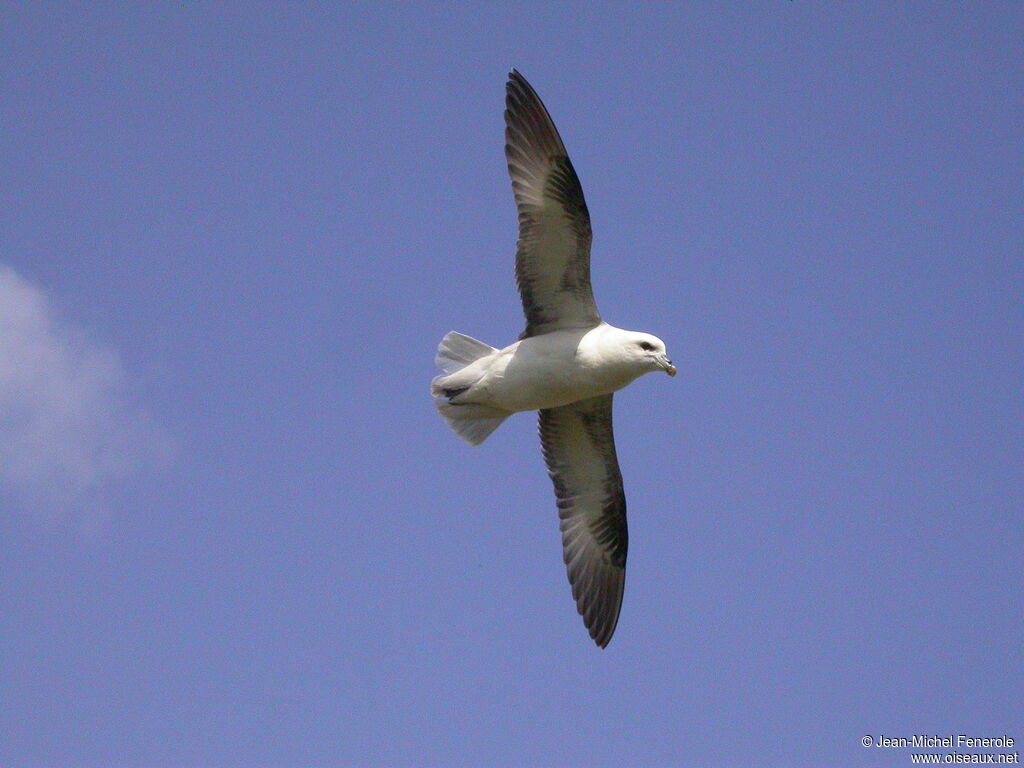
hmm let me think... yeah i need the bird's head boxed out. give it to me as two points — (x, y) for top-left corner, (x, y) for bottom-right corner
(625, 332), (676, 377)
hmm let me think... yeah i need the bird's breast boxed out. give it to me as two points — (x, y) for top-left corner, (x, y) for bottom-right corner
(476, 334), (636, 412)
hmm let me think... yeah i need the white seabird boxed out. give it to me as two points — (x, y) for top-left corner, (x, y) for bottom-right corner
(431, 70), (676, 648)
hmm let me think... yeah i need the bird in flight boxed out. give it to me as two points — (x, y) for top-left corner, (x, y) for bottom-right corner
(431, 70), (676, 647)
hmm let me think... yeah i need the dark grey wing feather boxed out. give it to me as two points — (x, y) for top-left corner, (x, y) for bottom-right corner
(505, 70), (601, 338)
(538, 394), (627, 648)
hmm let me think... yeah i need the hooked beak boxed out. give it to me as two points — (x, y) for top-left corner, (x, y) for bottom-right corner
(660, 355), (677, 377)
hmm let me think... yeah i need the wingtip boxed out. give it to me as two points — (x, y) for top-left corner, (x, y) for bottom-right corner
(575, 571), (624, 649)
(589, 614), (620, 649)
(507, 68), (528, 90)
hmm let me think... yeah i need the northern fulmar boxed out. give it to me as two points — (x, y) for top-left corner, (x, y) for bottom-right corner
(431, 70), (676, 648)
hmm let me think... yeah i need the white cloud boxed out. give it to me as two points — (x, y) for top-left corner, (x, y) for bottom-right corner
(0, 265), (172, 526)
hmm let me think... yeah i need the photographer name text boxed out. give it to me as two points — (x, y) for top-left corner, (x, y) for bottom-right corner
(869, 735), (1015, 749)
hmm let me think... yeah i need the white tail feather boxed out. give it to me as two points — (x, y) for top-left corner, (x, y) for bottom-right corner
(432, 331), (508, 444)
(434, 401), (509, 445)
(435, 331), (496, 374)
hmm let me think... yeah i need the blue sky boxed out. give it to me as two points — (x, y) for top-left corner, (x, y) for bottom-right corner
(1, 3), (1021, 766)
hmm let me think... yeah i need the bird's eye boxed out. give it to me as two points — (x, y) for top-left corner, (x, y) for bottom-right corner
(639, 341), (654, 352)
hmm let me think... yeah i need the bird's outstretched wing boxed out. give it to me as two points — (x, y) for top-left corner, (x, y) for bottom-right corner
(538, 394), (627, 647)
(505, 70), (601, 338)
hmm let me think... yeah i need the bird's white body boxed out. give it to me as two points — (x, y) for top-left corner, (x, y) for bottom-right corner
(435, 324), (666, 414)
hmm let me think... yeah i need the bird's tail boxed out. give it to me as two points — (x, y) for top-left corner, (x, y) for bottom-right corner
(431, 331), (508, 445)
(434, 331), (497, 375)
(433, 401), (509, 445)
